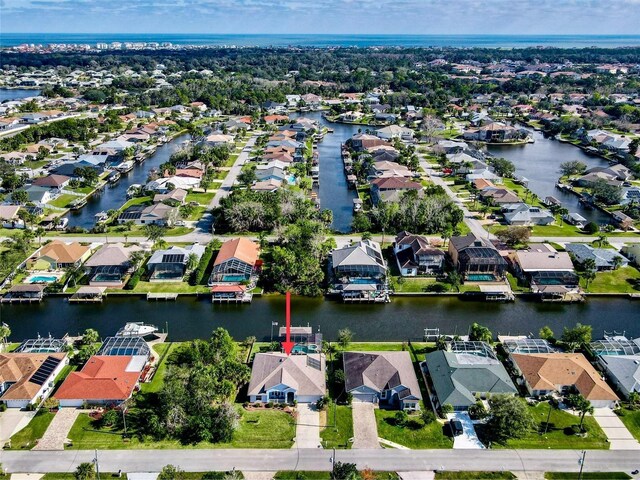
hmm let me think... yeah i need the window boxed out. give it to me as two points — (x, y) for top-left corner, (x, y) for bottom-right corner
(380, 390), (387, 399)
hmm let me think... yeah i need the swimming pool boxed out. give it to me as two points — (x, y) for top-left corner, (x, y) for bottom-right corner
(26, 275), (59, 283)
(221, 275), (247, 282)
(291, 343), (319, 354)
(467, 274), (496, 282)
(92, 273), (122, 282)
(287, 175), (296, 185)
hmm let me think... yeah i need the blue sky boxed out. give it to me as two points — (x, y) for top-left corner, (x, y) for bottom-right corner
(2, 0), (639, 34)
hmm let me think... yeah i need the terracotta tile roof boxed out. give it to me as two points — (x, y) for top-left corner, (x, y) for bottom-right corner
(211, 284), (247, 293)
(55, 356), (142, 402)
(0, 353), (67, 401)
(35, 240), (90, 264)
(511, 353), (619, 401)
(213, 238), (260, 268)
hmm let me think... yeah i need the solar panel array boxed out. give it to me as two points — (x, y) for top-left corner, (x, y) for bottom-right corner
(29, 356), (62, 386)
(161, 253), (186, 263)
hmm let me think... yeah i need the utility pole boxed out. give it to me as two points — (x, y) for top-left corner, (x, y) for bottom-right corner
(94, 449), (101, 480)
(577, 450), (586, 480)
(542, 402), (552, 435)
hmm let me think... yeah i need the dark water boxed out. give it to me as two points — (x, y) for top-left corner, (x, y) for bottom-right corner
(3, 34), (640, 48)
(1, 296), (638, 343)
(0, 88), (40, 102)
(487, 129), (610, 223)
(66, 134), (191, 228)
(291, 112), (360, 233)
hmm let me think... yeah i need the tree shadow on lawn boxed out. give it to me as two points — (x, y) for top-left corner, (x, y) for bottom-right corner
(384, 417), (424, 431)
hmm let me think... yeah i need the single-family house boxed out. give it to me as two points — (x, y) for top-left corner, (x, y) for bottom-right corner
(32, 174), (71, 191)
(118, 203), (179, 227)
(343, 351), (422, 411)
(0, 205), (24, 229)
(565, 244), (629, 271)
(210, 238), (260, 285)
(55, 355), (146, 407)
(329, 240), (388, 301)
(84, 243), (142, 288)
(0, 353), (68, 408)
(376, 125), (414, 141)
(394, 231), (445, 275)
(598, 354), (640, 400)
(503, 204), (555, 226)
(612, 211), (634, 230)
(510, 353), (619, 408)
(511, 244), (579, 295)
(153, 188), (187, 206)
(247, 353), (326, 404)
(370, 177), (422, 205)
(449, 234), (507, 280)
(28, 240), (91, 270)
(146, 244), (205, 282)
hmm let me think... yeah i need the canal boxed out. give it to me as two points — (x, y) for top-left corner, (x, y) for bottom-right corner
(0, 88), (40, 102)
(2, 296), (638, 343)
(487, 128), (610, 223)
(66, 133), (191, 229)
(293, 112), (360, 233)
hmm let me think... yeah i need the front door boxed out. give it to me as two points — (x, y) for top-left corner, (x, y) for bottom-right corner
(286, 391), (295, 403)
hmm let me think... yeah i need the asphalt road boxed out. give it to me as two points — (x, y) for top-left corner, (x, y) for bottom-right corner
(1, 448), (638, 474)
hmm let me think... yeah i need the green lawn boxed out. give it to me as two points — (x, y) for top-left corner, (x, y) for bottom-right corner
(491, 402), (609, 450)
(375, 409), (452, 449)
(186, 191), (216, 205)
(435, 473), (516, 480)
(43, 474), (127, 480)
(65, 185), (94, 195)
(616, 408), (640, 442)
(127, 281), (210, 294)
(544, 473), (631, 480)
(9, 409), (55, 449)
(67, 407), (295, 450)
(120, 195), (152, 211)
(345, 343), (406, 352)
(581, 266), (640, 293)
(275, 473), (398, 480)
(320, 404), (353, 449)
(140, 343), (175, 394)
(392, 277), (439, 293)
(47, 194), (77, 208)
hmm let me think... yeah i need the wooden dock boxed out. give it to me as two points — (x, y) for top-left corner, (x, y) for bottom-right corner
(211, 294), (252, 304)
(0, 297), (43, 304)
(147, 293), (178, 301)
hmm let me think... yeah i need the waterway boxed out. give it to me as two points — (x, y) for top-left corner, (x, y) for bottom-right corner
(292, 111), (360, 232)
(65, 133), (191, 229)
(487, 129), (610, 224)
(0, 88), (41, 102)
(1, 296), (638, 343)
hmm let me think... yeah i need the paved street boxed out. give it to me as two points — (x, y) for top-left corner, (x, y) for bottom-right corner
(2, 448), (640, 474)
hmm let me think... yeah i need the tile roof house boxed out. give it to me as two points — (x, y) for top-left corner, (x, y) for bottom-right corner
(565, 244), (629, 271)
(28, 240), (91, 270)
(394, 231), (445, 276)
(510, 353), (619, 407)
(425, 348), (517, 410)
(210, 238), (260, 285)
(55, 355), (146, 407)
(344, 351), (422, 411)
(153, 188), (188, 206)
(511, 244), (579, 296)
(448, 234), (507, 280)
(247, 353), (326, 404)
(478, 187), (521, 205)
(0, 352), (67, 408)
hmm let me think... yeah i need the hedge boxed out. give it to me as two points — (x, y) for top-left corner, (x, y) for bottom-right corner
(189, 242), (216, 286)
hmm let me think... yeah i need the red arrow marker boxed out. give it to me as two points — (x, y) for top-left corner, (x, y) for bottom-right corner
(281, 291), (295, 355)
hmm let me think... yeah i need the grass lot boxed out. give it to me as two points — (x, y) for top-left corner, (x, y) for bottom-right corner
(212, 170), (229, 180)
(507, 273), (531, 293)
(127, 281), (210, 294)
(345, 343), (406, 352)
(320, 404), (354, 449)
(47, 193), (77, 208)
(581, 266), (640, 293)
(186, 191), (216, 205)
(66, 407), (295, 450)
(392, 277), (439, 293)
(65, 185), (94, 195)
(120, 195), (152, 211)
(375, 409), (452, 449)
(9, 409), (55, 450)
(435, 473), (516, 480)
(275, 473), (398, 480)
(544, 474), (631, 480)
(490, 402), (609, 450)
(140, 343), (176, 394)
(616, 408), (640, 442)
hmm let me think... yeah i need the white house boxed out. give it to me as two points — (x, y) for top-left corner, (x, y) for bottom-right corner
(0, 353), (68, 408)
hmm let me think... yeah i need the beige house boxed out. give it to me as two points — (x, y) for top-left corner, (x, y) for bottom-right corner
(28, 240), (91, 270)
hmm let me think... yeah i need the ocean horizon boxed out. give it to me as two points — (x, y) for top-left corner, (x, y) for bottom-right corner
(2, 33), (640, 48)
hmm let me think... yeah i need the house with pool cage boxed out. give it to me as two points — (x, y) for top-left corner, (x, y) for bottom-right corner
(448, 234), (507, 281)
(146, 243), (205, 282)
(209, 238), (261, 302)
(84, 243), (143, 288)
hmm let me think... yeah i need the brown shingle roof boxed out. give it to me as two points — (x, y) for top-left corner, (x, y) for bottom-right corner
(512, 353), (619, 401)
(0, 353), (67, 401)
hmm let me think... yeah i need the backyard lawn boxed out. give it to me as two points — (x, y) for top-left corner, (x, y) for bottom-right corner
(140, 343), (176, 394)
(47, 194), (77, 208)
(490, 402), (609, 450)
(375, 409), (452, 449)
(617, 408), (640, 442)
(120, 281), (210, 294)
(581, 266), (640, 293)
(320, 404), (353, 449)
(66, 407), (295, 450)
(186, 191), (216, 205)
(9, 409), (55, 450)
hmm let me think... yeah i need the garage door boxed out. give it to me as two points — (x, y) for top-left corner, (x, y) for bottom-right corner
(352, 393), (377, 403)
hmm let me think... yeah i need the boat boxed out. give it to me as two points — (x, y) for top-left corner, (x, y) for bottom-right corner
(116, 322), (158, 338)
(116, 160), (134, 173)
(94, 211), (109, 223)
(107, 170), (121, 184)
(70, 198), (87, 210)
(127, 184), (142, 198)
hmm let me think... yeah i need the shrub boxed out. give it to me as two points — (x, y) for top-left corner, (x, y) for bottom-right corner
(584, 221), (599, 234)
(441, 403), (454, 415)
(394, 410), (409, 427)
(316, 395), (330, 411)
(421, 410), (436, 426)
(189, 241), (216, 286)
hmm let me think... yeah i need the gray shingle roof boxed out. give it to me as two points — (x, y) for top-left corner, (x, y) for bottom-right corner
(247, 353), (326, 397)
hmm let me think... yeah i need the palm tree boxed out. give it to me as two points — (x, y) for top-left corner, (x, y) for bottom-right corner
(74, 462), (95, 480)
(440, 227), (453, 248)
(0, 323), (11, 350)
(35, 226), (46, 246)
(596, 234), (608, 248)
(628, 391), (640, 409)
(558, 207), (569, 226)
(567, 394), (594, 432)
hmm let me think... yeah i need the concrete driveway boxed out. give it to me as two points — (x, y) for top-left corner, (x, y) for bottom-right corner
(352, 402), (380, 449)
(0, 410), (37, 445)
(293, 403), (321, 449)
(593, 407), (640, 450)
(447, 412), (485, 449)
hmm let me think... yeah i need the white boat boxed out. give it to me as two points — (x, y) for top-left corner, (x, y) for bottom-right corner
(116, 161), (134, 173)
(116, 322), (158, 337)
(94, 211), (109, 223)
(126, 184), (142, 198)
